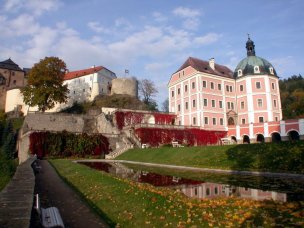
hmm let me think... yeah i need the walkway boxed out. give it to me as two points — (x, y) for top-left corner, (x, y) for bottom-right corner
(32, 159), (109, 228)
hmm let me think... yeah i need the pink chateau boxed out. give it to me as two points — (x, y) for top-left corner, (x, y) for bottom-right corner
(168, 37), (304, 143)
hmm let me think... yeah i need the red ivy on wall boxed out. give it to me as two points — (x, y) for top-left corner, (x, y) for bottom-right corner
(135, 128), (226, 147)
(29, 131), (109, 158)
(115, 111), (176, 130)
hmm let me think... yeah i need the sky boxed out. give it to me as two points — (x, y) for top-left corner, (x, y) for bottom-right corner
(1, 0), (304, 107)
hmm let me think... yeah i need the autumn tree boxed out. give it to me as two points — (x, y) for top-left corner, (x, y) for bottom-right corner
(161, 98), (169, 112)
(139, 79), (158, 111)
(21, 57), (69, 112)
(279, 74), (304, 119)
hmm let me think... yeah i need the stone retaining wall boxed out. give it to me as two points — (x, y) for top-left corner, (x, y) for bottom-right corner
(0, 157), (35, 227)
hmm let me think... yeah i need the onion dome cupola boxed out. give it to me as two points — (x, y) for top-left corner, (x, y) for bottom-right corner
(234, 36), (278, 78)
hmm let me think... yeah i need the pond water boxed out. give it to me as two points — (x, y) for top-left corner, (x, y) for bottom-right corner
(78, 161), (304, 202)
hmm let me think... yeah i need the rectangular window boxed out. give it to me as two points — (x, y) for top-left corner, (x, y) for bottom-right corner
(185, 102), (188, 110)
(219, 100), (223, 108)
(231, 102), (234, 110)
(259, 116), (264, 123)
(258, 99), (263, 107)
(211, 82), (214, 89)
(230, 86), (233, 92)
(193, 117), (196, 125)
(204, 117), (208, 124)
(242, 118), (246, 124)
(171, 91), (174, 97)
(275, 116), (278, 121)
(178, 104), (180, 111)
(240, 85), (244, 92)
(192, 99), (196, 108)
(226, 85), (229, 92)
(272, 83), (275, 90)
(227, 102), (231, 109)
(203, 81), (207, 88)
(220, 118), (224, 125)
(192, 82), (195, 89)
(273, 99), (277, 108)
(256, 82), (261, 89)
(185, 85), (188, 92)
(178, 88), (180, 95)
(212, 118), (216, 125)
(204, 98), (208, 107)
(212, 100), (215, 108)
(241, 101), (245, 109)
(218, 83), (221, 90)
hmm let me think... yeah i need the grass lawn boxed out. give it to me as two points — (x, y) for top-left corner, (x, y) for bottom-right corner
(0, 156), (17, 191)
(116, 140), (304, 174)
(51, 159), (304, 227)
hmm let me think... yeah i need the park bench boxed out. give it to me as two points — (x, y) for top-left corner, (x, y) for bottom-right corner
(34, 194), (65, 228)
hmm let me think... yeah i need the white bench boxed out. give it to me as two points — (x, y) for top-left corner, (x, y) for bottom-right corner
(35, 194), (65, 228)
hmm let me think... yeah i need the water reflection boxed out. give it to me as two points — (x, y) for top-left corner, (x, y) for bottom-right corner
(78, 161), (303, 202)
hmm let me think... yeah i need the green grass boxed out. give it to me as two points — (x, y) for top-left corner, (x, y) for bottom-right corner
(0, 154), (17, 191)
(116, 140), (304, 174)
(51, 159), (304, 227)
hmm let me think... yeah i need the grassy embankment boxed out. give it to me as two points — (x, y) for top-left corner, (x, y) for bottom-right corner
(116, 140), (304, 174)
(0, 118), (24, 191)
(51, 159), (304, 227)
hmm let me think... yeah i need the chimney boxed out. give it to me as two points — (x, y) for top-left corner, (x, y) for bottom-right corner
(209, 58), (215, 70)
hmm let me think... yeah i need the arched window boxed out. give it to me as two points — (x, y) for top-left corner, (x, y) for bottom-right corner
(238, 69), (242, 76)
(243, 135), (250, 144)
(256, 134), (265, 143)
(228, 117), (235, 126)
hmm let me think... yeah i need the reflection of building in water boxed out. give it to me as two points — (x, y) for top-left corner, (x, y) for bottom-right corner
(176, 183), (287, 202)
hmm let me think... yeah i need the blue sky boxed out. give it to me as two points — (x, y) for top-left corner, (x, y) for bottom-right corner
(1, 0), (304, 106)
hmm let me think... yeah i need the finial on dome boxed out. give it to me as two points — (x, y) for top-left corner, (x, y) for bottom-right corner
(246, 34), (255, 56)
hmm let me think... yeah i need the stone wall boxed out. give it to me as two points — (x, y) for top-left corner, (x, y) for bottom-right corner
(111, 78), (138, 97)
(23, 112), (85, 134)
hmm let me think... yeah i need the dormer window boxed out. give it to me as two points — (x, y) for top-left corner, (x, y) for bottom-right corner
(254, 66), (260, 73)
(269, 67), (274, 75)
(238, 69), (242, 76)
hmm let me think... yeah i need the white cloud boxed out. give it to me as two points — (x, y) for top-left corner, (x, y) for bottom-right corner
(3, 0), (61, 16)
(173, 7), (202, 30)
(173, 7), (201, 18)
(145, 62), (170, 72)
(194, 33), (222, 45)
(0, 14), (40, 37)
(270, 56), (296, 77)
(88, 21), (111, 34)
(152, 12), (167, 23)
(115, 18), (133, 31)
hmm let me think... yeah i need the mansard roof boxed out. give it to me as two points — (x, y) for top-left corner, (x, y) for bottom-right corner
(0, 58), (23, 71)
(176, 57), (233, 78)
(64, 66), (104, 80)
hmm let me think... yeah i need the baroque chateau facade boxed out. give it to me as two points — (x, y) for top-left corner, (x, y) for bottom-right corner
(168, 38), (303, 143)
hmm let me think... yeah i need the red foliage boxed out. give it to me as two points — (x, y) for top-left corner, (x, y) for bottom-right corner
(115, 111), (176, 130)
(29, 131), (109, 158)
(135, 128), (226, 147)
(29, 131), (48, 158)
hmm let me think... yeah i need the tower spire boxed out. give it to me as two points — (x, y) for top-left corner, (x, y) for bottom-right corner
(246, 34), (256, 56)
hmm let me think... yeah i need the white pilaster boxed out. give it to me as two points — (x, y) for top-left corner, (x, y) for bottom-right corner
(264, 77), (273, 121)
(280, 120), (286, 136)
(236, 125), (241, 140)
(249, 122), (254, 139)
(246, 77), (254, 123)
(263, 122), (269, 137)
(299, 119), (304, 135)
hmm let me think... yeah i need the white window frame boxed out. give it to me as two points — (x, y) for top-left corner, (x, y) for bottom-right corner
(212, 117), (216, 125)
(254, 66), (260, 73)
(238, 69), (242, 76)
(204, 98), (208, 107)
